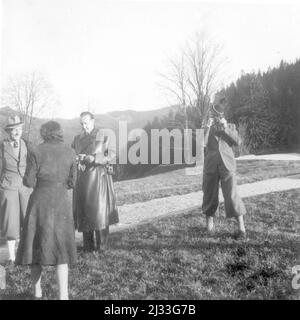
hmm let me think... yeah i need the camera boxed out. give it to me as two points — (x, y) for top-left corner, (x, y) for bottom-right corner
(210, 104), (226, 132)
(212, 114), (225, 131)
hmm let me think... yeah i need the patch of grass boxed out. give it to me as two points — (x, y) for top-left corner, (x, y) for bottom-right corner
(1, 189), (299, 300)
(115, 160), (300, 205)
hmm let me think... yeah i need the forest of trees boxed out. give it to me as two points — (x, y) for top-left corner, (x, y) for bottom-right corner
(117, 58), (300, 180)
(225, 59), (300, 153)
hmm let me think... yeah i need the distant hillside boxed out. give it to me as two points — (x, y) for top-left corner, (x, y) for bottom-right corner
(107, 105), (180, 129)
(0, 105), (180, 145)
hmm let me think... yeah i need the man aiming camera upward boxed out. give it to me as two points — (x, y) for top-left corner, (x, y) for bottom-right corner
(202, 95), (247, 240)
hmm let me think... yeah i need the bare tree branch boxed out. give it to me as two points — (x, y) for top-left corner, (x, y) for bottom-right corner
(159, 31), (227, 127)
(2, 71), (60, 141)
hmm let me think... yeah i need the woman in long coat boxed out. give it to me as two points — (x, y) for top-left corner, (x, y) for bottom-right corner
(0, 116), (32, 264)
(72, 112), (119, 251)
(15, 121), (77, 300)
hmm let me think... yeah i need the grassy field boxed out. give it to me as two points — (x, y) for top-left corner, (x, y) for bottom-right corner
(115, 160), (300, 205)
(1, 188), (299, 300)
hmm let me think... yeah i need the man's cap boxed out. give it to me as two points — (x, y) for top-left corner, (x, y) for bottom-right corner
(212, 94), (226, 115)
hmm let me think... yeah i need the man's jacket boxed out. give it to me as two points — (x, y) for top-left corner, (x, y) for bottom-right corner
(203, 123), (240, 173)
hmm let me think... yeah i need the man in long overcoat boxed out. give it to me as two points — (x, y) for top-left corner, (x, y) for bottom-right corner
(202, 96), (247, 239)
(72, 112), (119, 252)
(0, 116), (32, 264)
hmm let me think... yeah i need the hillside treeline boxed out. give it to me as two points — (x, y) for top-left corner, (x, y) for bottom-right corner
(225, 59), (300, 154)
(116, 107), (205, 180)
(118, 59), (300, 180)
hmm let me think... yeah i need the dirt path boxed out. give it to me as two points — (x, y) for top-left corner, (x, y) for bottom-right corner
(1, 175), (300, 262)
(236, 153), (300, 161)
(107, 176), (300, 233)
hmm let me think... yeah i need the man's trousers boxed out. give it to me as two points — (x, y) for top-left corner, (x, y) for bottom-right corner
(202, 160), (246, 218)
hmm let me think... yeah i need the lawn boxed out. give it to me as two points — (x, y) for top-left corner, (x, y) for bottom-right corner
(1, 188), (299, 300)
(115, 160), (300, 205)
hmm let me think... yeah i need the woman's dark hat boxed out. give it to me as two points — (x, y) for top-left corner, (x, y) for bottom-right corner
(5, 115), (24, 130)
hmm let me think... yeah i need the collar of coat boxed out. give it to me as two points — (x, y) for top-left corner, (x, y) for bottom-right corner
(2, 138), (27, 161)
(79, 127), (99, 140)
(76, 128), (102, 154)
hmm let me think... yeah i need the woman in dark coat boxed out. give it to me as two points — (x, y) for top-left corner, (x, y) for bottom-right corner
(15, 121), (77, 300)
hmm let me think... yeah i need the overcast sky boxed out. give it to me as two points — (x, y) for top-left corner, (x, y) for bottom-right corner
(1, 0), (300, 118)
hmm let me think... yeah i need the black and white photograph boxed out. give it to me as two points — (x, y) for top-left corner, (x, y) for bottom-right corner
(0, 0), (299, 302)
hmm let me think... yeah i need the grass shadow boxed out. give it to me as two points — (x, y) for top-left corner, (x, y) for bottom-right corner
(0, 291), (33, 300)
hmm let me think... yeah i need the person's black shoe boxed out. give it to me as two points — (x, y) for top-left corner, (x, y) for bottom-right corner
(83, 245), (95, 253)
(233, 230), (247, 241)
